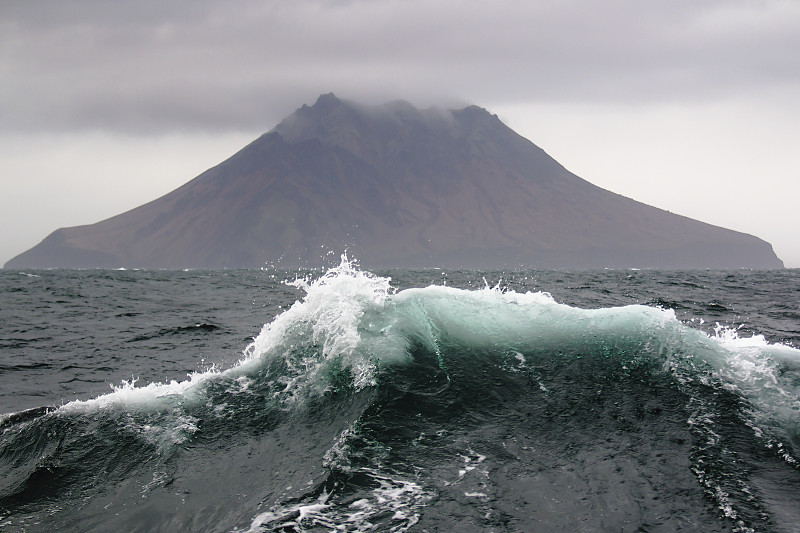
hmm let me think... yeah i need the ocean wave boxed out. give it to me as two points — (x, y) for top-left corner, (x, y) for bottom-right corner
(3, 257), (800, 531)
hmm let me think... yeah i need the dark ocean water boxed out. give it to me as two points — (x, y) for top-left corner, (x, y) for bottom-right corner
(1, 260), (799, 532)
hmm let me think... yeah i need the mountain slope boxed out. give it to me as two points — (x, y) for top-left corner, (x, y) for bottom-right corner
(5, 93), (783, 269)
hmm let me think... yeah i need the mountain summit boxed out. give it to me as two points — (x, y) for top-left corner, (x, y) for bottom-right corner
(5, 94), (783, 269)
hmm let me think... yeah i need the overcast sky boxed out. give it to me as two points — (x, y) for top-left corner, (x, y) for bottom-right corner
(2, 0), (799, 267)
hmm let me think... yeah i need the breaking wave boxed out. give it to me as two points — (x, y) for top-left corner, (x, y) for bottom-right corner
(2, 257), (799, 532)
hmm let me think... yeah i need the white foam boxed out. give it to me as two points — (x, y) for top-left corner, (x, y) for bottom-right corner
(241, 254), (400, 397)
(700, 324), (800, 448)
(245, 473), (430, 533)
(58, 372), (219, 413)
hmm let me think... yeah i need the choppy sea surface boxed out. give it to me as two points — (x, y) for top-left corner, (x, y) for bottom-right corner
(1, 259), (799, 532)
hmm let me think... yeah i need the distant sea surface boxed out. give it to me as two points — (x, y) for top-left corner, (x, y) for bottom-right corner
(2, 262), (799, 532)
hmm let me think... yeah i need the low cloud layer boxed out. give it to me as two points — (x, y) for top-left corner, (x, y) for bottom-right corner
(3, 0), (799, 134)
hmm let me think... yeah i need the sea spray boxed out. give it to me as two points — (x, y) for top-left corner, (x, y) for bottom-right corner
(240, 255), (404, 400)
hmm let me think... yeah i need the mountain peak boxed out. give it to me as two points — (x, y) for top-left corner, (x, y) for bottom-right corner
(310, 92), (344, 111)
(272, 94), (520, 167)
(291, 92), (349, 121)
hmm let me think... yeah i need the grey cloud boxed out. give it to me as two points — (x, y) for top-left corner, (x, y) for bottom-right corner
(2, 0), (799, 134)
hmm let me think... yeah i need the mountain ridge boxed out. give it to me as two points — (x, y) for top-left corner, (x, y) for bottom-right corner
(5, 93), (784, 269)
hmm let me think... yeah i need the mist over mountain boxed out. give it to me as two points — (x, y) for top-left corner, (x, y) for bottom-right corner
(5, 93), (783, 269)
